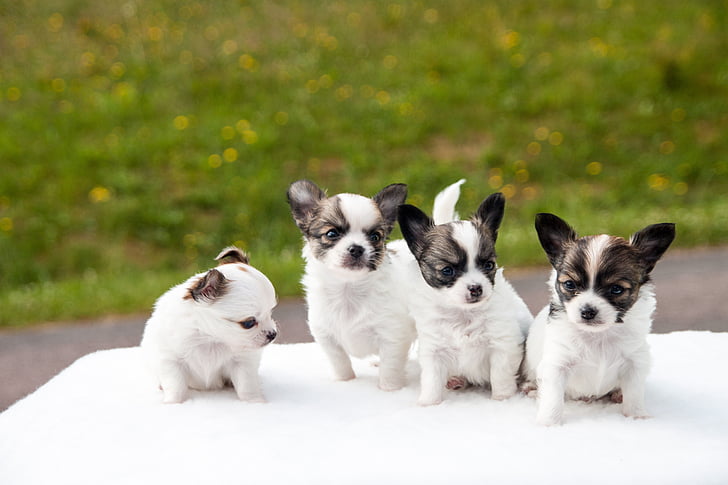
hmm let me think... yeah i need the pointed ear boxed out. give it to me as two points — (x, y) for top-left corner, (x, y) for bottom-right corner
(215, 246), (249, 265)
(534, 213), (578, 267)
(187, 269), (228, 303)
(473, 192), (505, 240)
(630, 223), (675, 273)
(373, 183), (408, 230)
(398, 204), (433, 259)
(287, 180), (326, 232)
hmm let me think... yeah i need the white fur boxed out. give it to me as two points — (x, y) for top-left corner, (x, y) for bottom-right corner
(141, 262), (277, 404)
(524, 270), (654, 425)
(300, 194), (416, 391)
(432, 178), (465, 224)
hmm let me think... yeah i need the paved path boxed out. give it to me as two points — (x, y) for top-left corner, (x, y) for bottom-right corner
(2, 246), (726, 411)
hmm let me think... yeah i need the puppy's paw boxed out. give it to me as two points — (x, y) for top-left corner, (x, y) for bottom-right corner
(162, 391), (187, 404)
(491, 390), (516, 401)
(417, 392), (443, 406)
(609, 389), (623, 404)
(446, 376), (467, 391)
(378, 378), (404, 392)
(334, 370), (356, 382)
(520, 381), (538, 398)
(238, 393), (267, 404)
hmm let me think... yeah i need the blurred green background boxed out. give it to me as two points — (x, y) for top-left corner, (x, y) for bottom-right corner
(1, 0), (726, 326)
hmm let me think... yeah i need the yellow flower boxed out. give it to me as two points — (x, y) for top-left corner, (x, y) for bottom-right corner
(89, 186), (111, 203)
(173, 115), (189, 130)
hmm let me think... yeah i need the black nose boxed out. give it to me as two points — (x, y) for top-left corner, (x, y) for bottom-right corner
(581, 306), (598, 321)
(266, 330), (277, 342)
(468, 284), (483, 298)
(348, 245), (365, 259)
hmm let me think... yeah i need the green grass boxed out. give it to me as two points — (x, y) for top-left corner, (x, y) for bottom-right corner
(1, 0), (727, 327)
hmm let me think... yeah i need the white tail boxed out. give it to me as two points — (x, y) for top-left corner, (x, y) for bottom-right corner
(432, 179), (466, 225)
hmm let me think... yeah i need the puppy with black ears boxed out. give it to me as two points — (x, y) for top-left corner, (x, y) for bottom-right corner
(396, 180), (532, 406)
(287, 180), (416, 391)
(141, 247), (278, 404)
(523, 214), (675, 425)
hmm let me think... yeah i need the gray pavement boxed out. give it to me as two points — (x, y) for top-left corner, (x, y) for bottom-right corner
(1, 246), (726, 411)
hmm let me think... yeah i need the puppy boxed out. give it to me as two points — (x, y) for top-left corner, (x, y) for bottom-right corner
(141, 247), (278, 404)
(287, 180), (416, 391)
(397, 180), (533, 406)
(523, 214), (675, 425)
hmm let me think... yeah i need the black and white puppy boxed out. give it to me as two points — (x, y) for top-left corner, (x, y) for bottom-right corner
(287, 180), (416, 391)
(396, 180), (532, 406)
(141, 247), (278, 404)
(523, 213), (675, 425)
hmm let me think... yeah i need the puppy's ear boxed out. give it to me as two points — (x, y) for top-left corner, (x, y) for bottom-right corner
(373, 183), (408, 231)
(187, 269), (228, 303)
(535, 213), (578, 267)
(473, 192), (505, 241)
(287, 180), (326, 232)
(630, 223), (675, 274)
(215, 246), (249, 265)
(398, 204), (433, 259)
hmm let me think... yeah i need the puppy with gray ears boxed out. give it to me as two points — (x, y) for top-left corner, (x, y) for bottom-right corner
(287, 180), (416, 391)
(396, 180), (533, 406)
(523, 214), (675, 425)
(141, 247), (278, 404)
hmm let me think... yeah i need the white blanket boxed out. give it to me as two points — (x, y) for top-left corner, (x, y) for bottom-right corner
(1, 332), (727, 484)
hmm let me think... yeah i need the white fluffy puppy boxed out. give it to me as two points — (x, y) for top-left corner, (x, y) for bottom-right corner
(396, 180), (533, 406)
(523, 214), (675, 425)
(287, 180), (416, 391)
(141, 247), (278, 404)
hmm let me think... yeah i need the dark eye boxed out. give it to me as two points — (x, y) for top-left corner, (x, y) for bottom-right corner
(563, 280), (576, 291)
(482, 261), (495, 272)
(240, 318), (258, 330)
(441, 266), (454, 277)
(368, 232), (381, 243)
(325, 229), (340, 240)
(610, 285), (624, 295)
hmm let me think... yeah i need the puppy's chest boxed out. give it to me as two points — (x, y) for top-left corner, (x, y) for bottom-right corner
(426, 312), (492, 348)
(184, 342), (234, 386)
(566, 339), (628, 397)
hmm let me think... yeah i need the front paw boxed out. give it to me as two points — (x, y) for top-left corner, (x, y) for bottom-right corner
(334, 369), (356, 382)
(491, 390), (516, 401)
(622, 406), (651, 420)
(162, 389), (187, 404)
(378, 377), (404, 392)
(417, 391), (443, 406)
(491, 382), (517, 401)
(238, 393), (267, 404)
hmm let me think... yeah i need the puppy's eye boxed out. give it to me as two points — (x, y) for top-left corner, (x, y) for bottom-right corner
(368, 232), (381, 243)
(441, 266), (454, 277)
(240, 318), (258, 330)
(325, 229), (340, 240)
(563, 280), (577, 291)
(482, 261), (495, 272)
(610, 285), (624, 295)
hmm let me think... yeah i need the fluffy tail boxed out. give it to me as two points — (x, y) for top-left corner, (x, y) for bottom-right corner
(432, 179), (466, 225)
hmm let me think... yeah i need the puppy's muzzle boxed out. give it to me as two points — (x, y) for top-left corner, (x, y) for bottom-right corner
(265, 330), (277, 343)
(466, 284), (483, 303)
(348, 244), (365, 259)
(580, 305), (599, 322)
